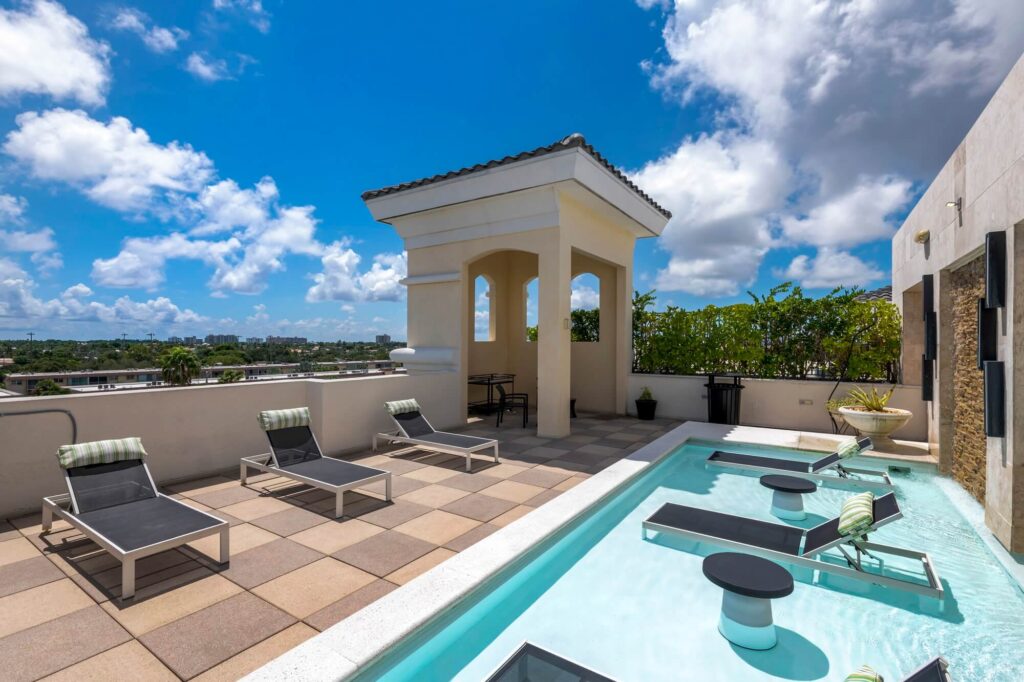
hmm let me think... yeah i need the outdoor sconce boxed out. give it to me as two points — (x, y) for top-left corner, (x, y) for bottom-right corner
(946, 198), (963, 227)
(914, 229), (930, 244)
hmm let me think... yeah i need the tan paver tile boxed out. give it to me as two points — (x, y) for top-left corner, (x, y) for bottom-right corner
(481, 480), (546, 503)
(188, 522), (276, 558)
(523, 488), (562, 508)
(10, 512), (72, 538)
(398, 484), (470, 508)
(554, 475), (586, 491)
(510, 467), (573, 488)
(441, 494), (517, 522)
(0, 605), (131, 682)
(357, 475), (426, 498)
(332, 530), (435, 577)
(491, 505), (534, 527)
(139, 592), (294, 679)
(441, 472), (503, 493)
(177, 498), (245, 526)
(0, 536), (40, 567)
(0, 555), (65, 598)
(0, 520), (21, 542)
(478, 463), (531, 479)
(100, 573), (241, 636)
(191, 485), (262, 509)
(167, 476), (237, 497)
(289, 519), (384, 554)
(304, 579), (397, 631)
(220, 538), (322, 590)
(374, 457), (427, 474)
(353, 499), (432, 529)
(44, 640), (176, 681)
(0, 578), (94, 639)
(192, 623), (317, 682)
(253, 557), (376, 618)
(385, 548), (456, 585)
(218, 495), (295, 521)
(443, 523), (500, 552)
(402, 465), (460, 483)
(393, 510), (481, 545)
(250, 506), (330, 536)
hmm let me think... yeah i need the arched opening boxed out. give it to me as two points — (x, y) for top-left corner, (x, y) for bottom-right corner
(474, 274), (494, 342)
(524, 277), (538, 342)
(570, 272), (600, 342)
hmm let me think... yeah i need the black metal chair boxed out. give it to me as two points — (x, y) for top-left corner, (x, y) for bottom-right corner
(495, 383), (529, 428)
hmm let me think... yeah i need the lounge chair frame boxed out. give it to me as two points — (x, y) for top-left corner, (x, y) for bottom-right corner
(241, 426), (391, 519)
(42, 463), (228, 601)
(642, 496), (943, 599)
(707, 437), (894, 491)
(374, 410), (499, 472)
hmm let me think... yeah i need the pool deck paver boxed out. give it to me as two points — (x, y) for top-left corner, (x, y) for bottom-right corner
(0, 415), (679, 680)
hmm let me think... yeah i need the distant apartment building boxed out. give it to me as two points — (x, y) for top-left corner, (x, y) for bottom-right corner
(266, 336), (307, 345)
(375, 334), (392, 344)
(183, 336), (199, 346)
(205, 334), (239, 345)
(245, 337), (264, 344)
(167, 336), (183, 343)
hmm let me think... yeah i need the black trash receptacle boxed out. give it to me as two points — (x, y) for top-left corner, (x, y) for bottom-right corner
(705, 374), (744, 425)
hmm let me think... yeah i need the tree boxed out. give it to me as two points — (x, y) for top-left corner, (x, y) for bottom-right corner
(31, 379), (71, 396)
(218, 369), (244, 383)
(159, 346), (201, 386)
(570, 309), (600, 342)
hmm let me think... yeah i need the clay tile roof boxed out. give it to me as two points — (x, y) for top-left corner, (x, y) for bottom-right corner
(855, 285), (892, 302)
(360, 133), (672, 219)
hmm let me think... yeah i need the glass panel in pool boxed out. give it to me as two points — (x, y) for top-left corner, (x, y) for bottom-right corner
(353, 440), (1024, 681)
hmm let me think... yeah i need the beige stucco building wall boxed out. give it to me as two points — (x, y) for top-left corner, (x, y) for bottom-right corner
(891, 53), (1024, 550)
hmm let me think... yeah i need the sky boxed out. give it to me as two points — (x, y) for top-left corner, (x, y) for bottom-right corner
(1, 1), (1023, 341)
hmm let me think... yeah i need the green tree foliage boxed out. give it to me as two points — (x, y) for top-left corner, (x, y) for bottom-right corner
(31, 379), (72, 396)
(570, 309), (599, 342)
(632, 283), (901, 382)
(159, 346), (202, 386)
(218, 368), (244, 383)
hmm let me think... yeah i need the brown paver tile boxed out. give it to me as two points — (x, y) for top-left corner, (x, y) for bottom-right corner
(304, 579), (397, 631)
(398, 484), (470, 508)
(289, 519), (384, 554)
(510, 467), (572, 488)
(177, 499), (245, 526)
(332, 530), (435, 577)
(579, 443), (625, 456)
(443, 523), (500, 552)
(491, 505), (534, 527)
(250, 506), (330, 536)
(544, 458), (591, 473)
(167, 476), (237, 497)
(0, 605), (131, 682)
(478, 462), (532, 479)
(481, 480), (546, 503)
(385, 548), (456, 585)
(554, 475), (587, 491)
(10, 512), (72, 538)
(353, 499), (431, 529)
(218, 496), (295, 522)
(511, 436), (549, 446)
(139, 592), (295, 679)
(521, 446), (572, 460)
(393, 510), (481, 545)
(192, 623), (317, 682)
(374, 457), (427, 474)
(402, 465), (459, 483)
(101, 573), (241, 636)
(253, 557), (376, 618)
(44, 640), (177, 681)
(190, 485), (262, 509)
(523, 488), (563, 508)
(188, 523), (277, 558)
(358, 475), (426, 497)
(441, 494), (517, 522)
(0, 536), (40, 567)
(220, 538), (322, 590)
(0, 520), (21, 542)
(442, 472), (503, 493)
(0, 555), (65, 597)
(0, 578), (94, 639)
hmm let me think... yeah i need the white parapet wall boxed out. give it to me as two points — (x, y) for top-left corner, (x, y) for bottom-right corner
(627, 374), (927, 442)
(0, 372), (461, 519)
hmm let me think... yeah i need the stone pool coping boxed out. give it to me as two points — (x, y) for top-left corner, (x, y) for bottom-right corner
(243, 423), (931, 681)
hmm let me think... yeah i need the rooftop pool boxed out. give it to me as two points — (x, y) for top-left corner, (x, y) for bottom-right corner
(352, 440), (1024, 681)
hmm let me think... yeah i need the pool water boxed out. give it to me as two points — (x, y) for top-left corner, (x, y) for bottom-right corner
(353, 441), (1024, 681)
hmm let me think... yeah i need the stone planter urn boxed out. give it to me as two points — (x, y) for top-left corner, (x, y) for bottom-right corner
(838, 406), (912, 447)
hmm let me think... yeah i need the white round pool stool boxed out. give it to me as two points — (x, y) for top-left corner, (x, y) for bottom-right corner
(759, 474), (818, 521)
(702, 552), (794, 650)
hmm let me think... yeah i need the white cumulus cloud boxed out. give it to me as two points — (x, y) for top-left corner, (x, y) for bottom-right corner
(185, 53), (231, 82)
(780, 248), (885, 289)
(111, 7), (188, 53)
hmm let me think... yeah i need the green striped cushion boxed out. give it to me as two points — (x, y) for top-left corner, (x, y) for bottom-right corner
(385, 399), (421, 416)
(57, 437), (147, 469)
(844, 665), (882, 682)
(258, 407), (311, 431)
(837, 440), (862, 460)
(838, 492), (875, 537)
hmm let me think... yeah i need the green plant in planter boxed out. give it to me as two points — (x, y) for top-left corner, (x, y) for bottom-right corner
(638, 386), (654, 401)
(635, 386), (657, 420)
(825, 395), (858, 413)
(847, 386), (894, 412)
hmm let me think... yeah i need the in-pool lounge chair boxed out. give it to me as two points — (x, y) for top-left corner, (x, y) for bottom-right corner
(847, 657), (951, 682)
(241, 407), (392, 518)
(42, 437), (229, 600)
(706, 437), (893, 490)
(374, 399), (500, 472)
(642, 492), (943, 598)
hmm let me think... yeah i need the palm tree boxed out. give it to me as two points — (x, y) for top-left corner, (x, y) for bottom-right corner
(159, 346), (201, 386)
(218, 368), (244, 383)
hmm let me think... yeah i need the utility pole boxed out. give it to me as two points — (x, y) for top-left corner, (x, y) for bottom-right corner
(27, 332), (34, 347)
(121, 333), (127, 343)
(147, 332), (155, 343)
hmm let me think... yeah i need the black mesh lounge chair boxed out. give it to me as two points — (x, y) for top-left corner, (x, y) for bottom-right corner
(42, 438), (229, 601)
(642, 492), (943, 598)
(902, 656), (951, 682)
(485, 642), (617, 682)
(706, 437), (893, 490)
(241, 407), (392, 519)
(374, 399), (500, 472)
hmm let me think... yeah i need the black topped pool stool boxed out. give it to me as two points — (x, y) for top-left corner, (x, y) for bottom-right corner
(760, 474), (817, 521)
(702, 552), (793, 650)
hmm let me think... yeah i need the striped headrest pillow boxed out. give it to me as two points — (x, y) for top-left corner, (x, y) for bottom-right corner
(257, 407), (311, 431)
(385, 399), (421, 416)
(838, 491), (875, 537)
(844, 665), (883, 682)
(837, 439), (863, 460)
(57, 437), (147, 469)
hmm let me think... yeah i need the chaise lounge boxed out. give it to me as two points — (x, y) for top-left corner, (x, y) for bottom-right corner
(374, 399), (500, 472)
(42, 437), (229, 600)
(706, 437), (893, 490)
(847, 656), (951, 682)
(642, 491), (943, 598)
(241, 407), (392, 519)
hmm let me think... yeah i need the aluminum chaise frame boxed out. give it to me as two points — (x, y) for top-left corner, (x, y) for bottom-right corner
(241, 424), (392, 519)
(902, 656), (951, 682)
(42, 458), (228, 601)
(642, 492), (943, 598)
(374, 406), (499, 472)
(706, 437), (893, 490)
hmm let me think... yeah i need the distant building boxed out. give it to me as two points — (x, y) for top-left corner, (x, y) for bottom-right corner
(375, 334), (392, 344)
(266, 336), (307, 345)
(205, 334), (239, 345)
(167, 336), (183, 343)
(183, 336), (199, 346)
(245, 337), (264, 344)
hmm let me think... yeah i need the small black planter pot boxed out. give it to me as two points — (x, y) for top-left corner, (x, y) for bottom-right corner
(635, 399), (658, 421)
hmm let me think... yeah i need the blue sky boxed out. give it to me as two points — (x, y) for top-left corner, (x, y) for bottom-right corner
(1, 1), (1022, 340)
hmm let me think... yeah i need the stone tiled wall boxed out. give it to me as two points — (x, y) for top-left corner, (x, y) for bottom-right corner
(951, 257), (986, 501)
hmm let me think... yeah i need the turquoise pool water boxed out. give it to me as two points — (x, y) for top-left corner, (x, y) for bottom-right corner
(353, 441), (1024, 681)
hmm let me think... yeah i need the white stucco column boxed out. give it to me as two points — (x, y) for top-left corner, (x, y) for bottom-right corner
(537, 239), (572, 438)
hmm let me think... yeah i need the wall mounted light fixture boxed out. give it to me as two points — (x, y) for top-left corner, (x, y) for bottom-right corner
(946, 198), (963, 226)
(914, 229), (930, 244)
